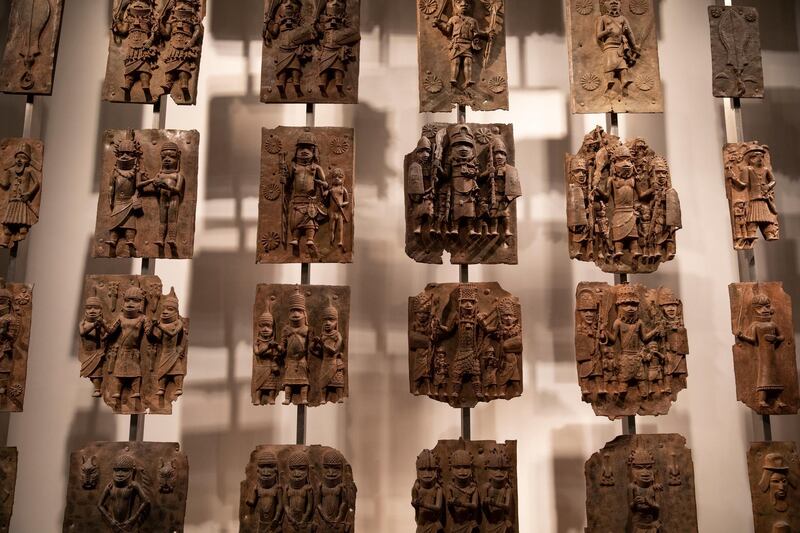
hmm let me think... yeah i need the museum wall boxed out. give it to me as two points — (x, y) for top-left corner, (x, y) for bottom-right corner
(0, 0), (799, 531)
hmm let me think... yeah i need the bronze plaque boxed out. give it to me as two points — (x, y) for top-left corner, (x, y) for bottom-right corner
(405, 123), (520, 265)
(103, 0), (206, 105)
(239, 444), (357, 532)
(708, 6), (764, 99)
(79, 275), (190, 415)
(253, 284), (350, 407)
(261, 0), (361, 104)
(0, 281), (34, 413)
(566, 0), (663, 114)
(413, 439), (517, 532)
(409, 282), (522, 408)
(0, 447), (17, 530)
(575, 282), (689, 419)
(748, 441), (800, 533)
(729, 282), (799, 415)
(63, 441), (189, 533)
(93, 129), (199, 259)
(0, 138), (44, 249)
(566, 126), (681, 274)
(416, 0), (508, 112)
(258, 126), (354, 264)
(723, 141), (779, 251)
(585, 434), (698, 532)
(0, 0), (64, 95)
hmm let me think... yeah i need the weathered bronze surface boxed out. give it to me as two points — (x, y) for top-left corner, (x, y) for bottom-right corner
(0, 138), (44, 249)
(253, 284), (350, 407)
(409, 282), (522, 408)
(93, 129), (199, 259)
(708, 6), (764, 99)
(729, 282), (799, 415)
(0, 281), (34, 414)
(723, 142), (779, 250)
(0, 448), (17, 530)
(413, 439), (517, 533)
(566, 126), (681, 273)
(103, 0), (206, 105)
(575, 282), (689, 419)
(239, 444), (357, 532)
(748, 441), (800, 533)
(566, 0), (663, 114)
(405, 123), (520, 265)
(417, 0), (508, 112)
(585, 434), (698, 533)
(258, 126), (354, 264)
(79, 275), (189, 415)
(0, 0), (64, 95)
(63, 441), (189, 533)
(261, 0), (361, 104)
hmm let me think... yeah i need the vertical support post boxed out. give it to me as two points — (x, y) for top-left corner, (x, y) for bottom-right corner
(605, 111), (619, 137)
(457, 105), (466, 125)
(22, 95), (35, 138)
(459, 263), (470, 439)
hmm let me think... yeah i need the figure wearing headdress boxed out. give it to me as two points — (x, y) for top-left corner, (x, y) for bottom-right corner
(758, 453), (795, 513)
(648, 157), (681, 261)
(311, 297), (346, 404)
(656, 289), (687, 394)
(148, 288), (186, 398)
(595, 0), (639, 98)
(106, 285), (149, 403)
(492, 296), (521, 399)
(146, 140), (186, 251)
(435, 125), (481, 237)
(480, 134), (521, 245)
(246, 449), (284, 531)
(97, 453), (151, 529)
(159, 0), (204, 100)
(253, 302), (283, 405)
(409, 136), (437, 236)
(281, 288), (311, 405)
(317, 449), (353, 532)
(575, 288), (604, 400)
(410, 293), (435, 395)
(0, 142), (41, 247)
(567, 157), (592, 260)
(80, 293), (107, 397)
(446, 448), (479, 533)
(735, 144), (779, 242)
(264, 0), (315, 97)
(481, 449), (514, 533)
(284, 450), (314, 532)
(112, 0), (159, 100)
(0, 284), (16, 398)
(327, 168), (350, 251)
(737, 292), (786, 409)
(412, 449), (444, 533)
(627, 447), (662, 533)
(431, 0), (494, 89)
(314, 0), (360, 97)
(106, 136), (147, 258)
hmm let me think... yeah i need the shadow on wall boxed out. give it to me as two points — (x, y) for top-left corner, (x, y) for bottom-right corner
(744, 0), (799, 52)
(741, 88), (800, 182)
(354, 103), (394, 199)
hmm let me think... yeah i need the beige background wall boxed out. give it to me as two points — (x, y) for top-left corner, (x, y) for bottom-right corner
(0, 0), (799, 531)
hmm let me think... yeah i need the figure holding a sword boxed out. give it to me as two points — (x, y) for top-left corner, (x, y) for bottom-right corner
(432, 0), (495, 89)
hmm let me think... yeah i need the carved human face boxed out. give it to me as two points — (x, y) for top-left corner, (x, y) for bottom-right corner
(417, 148), (431, 164)
(281, 0), (299, 17)
(571, 168), (588, 186)
(85, 301), (102, 321)
(161, 149), (180, 172)
(116, 149), (137, 170)
(750, 152), (765, 168)
(257, 462), (278, 487)
(417, 466), (437, 488)
(130, 1), (153, 17)
(123, 295), (144, 317)
(454, 0), (471, 15)
(323, 463), (343, 487)
(452, 143), (475, 161)
(451, 462), (472, 484)
(296, 144), (314, 164)
(654, 167), (669, 188)
(501, 311), (517, 328)
(661, 303), (678, 319)
(323, 316), (338, 334)
(488, 466), (508, 488)
(771, 472), (788, 500)
(13, 153), (30, 170)
(631, 463), (654, 487)
(613, 157), (634, 178)
(459, 299), (476, 314)
(332, 172), (344, 186)
(289, 462), (309, 487)
(113, 466), (133, 487)
(289, 307), (306, 326)
(619, 301), (639, 319)
(258, 321), (274, 339)
(494, 152), (507, 167)
(754, 299), (774, 320)
(580, 309), (597, 326)
(160, 302), (179, 323)
(326, 0), (345, 16)
(605, 0), (621, 16)
(435, 348), (447, 362)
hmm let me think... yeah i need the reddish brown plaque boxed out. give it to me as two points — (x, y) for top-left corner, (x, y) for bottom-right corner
(239, 444), (356, 532)
(258, 126), (354, 264)
(566, 0), (663, 114)
(63, 441), (188, 533)
(708, 6), (764, 99)
(103, 0), (206, 105)
(0, 448), (17, 530)
(566, 126), (681, 274)
(575, 282), (689, 419)
(409, 282), (522, 408)
(417, 0), (508, 112)
(93, 129), (199, 259)
(261, 0), (361, 104)
(253, 284), (350, 407)
(0, 280), (34, 414)
(723, 142), (779, 251)
(413, 439), (517, 532)
(729, 282), (799, 415)
(405, 123), (520, 265)
(78, 275), (189, 415)
(748, 442), (800, 533)
(0, 138), (44, 249)
(0, 0), (64, 95)
(585, 434), (698, 532)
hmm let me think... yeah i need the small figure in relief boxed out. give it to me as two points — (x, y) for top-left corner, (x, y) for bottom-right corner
(725, 150), (750, 247)
(410, 293), (435, 396)
(432, 347), (449, 399)
(317, 449), (350, 532)
(148, 288), (186, 398)
(97, 453), (151, 530)
(408, 136), (436, 236)
(151, 141), (185, 252)
(106, 286), (148, 403)
(106, 137), (145, 258)
(741, 145), (779, 242)
(481, 345), (498, 400)
(158, 0), (204, 101)
(79, 294), (107, 397)
(284, 450), (315, 533)
(481, 449), (514, 533)
(281, 288), (311, 405)
(146, 279), (162, 314)
(600, 453), (615, 487)
(327, 168), (350, 252)
(314, 0), (359, 97)
(597, 145), (646, 262)
(253, 306), (282, 405)
(80, 455), (99, 490)
(643, 341), (665, 397)
(112, 0), (158, 101)
(0, 142), (41, 247)
(657, 289), (687, 394)
(647, 157), (681, 262)
(567, 157), (592, 260)
(264, 0), (313, 98)
(736, 293), (786, 409)
(446, 449), (479, 531)
(492, 296), (522, 399)
(436, 126), (480, 236)
(412, 449), (444, 533)
(246, 450), (284, 531)
(627, 447), (662, 533)
(311, 299), (346, 404)
(575, 288), (604, 401)
(432, 0), (493, 89)
(595, 0), (639, 98)
(759, 453), (793, 512)
(667, 452), (681, 486)
(159, 458), (176, 494)
(480, 135), (521, 245)
(0, 286), (16, 399)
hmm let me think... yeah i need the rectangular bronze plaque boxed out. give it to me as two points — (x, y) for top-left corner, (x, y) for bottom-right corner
(708, 6), (764, 98)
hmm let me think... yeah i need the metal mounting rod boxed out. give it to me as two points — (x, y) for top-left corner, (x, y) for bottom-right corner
(457, 104), (466, 125)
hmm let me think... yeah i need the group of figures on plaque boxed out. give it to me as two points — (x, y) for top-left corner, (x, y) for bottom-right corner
(252, 284), (350, 407)
(78, 275), (189, 415)
(0, 139), (44, 250)
(261, 0), (362, 103)
(409, 283), (522, 408)
(566, 126), (681, 274)
(63, 441), (189, 532)
(258, 127), (355, 264)
(412, 440), (517, 533)
(95, 129), (199, 259)
(0, 0), (65, 95)
(574, 282), (689, 419)
(104, 0), (206, 104)
(404, 124), (521, 265)
(240, 445), (356, 532)
(723, 142), (780, 251)
(747, 442), (800, 533)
